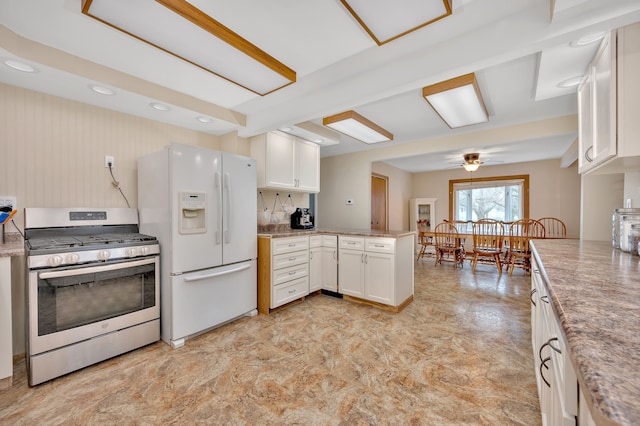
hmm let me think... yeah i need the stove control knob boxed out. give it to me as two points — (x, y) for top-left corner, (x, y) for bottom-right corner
(126, 247), (140, 257)
(47, 255), (63, 267)
(97, 250), (111, 261)
(65, 253), (80, 264)
(140, 246), (150, 256)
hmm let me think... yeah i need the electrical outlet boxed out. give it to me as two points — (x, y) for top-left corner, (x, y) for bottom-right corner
(105, 155), (115, 168)
(0, 196), (16, 212)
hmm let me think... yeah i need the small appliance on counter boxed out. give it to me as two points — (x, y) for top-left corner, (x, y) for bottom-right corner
(290, 208), (314, 229)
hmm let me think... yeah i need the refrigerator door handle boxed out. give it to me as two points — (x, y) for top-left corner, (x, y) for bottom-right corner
(215, 171), (222, 245)
(224, 172), (231, 243)
(183, 263), (251, 282)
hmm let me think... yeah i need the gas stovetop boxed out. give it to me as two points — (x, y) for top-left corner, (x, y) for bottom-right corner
(26, 232), (157, 252)
(24, 208), (160, 269)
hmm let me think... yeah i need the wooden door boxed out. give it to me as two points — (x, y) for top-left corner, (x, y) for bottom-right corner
(371, 174), (388, 231)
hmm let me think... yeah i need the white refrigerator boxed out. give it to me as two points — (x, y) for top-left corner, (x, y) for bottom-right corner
(138, 143), (257, 348)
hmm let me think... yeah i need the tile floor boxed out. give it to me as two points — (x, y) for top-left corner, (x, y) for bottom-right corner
(0, 260), (540, 425)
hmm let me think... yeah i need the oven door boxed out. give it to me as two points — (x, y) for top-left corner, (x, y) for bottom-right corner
(28, 256), (160, 356)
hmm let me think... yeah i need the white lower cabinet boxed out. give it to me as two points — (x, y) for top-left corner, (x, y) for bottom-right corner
(531, 255), (583, 426)
(258, 236), (309, 314)
(309, 235), (338, 293)
(338, 235), (413, 308)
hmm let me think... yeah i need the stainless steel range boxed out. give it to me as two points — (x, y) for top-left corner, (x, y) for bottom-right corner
(24, 208), (160, 386)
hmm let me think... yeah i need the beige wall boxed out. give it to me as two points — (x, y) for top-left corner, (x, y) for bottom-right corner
(0, 83), (250, 355)
(319, 115), (579, 234)
(581, 173), (624, 240)
(412, 160), (582, 238)
(372, 161), (413, 231)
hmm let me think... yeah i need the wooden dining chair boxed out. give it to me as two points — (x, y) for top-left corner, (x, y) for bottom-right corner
(434, 222), (465, 269)
(506, 219), (545, 275)
(416, 220), (435, 261)
(538, 217), (567, 239)
(471, 219), (504, 274)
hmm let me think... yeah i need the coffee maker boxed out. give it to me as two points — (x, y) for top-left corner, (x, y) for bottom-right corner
(290, 208), (314, 229)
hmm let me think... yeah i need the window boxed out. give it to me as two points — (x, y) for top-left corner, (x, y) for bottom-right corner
(449, 175), (529, 222)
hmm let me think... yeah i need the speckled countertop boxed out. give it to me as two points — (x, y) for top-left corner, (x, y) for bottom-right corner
(0, 233), (24, 258)
(257, 226), (414, 239)
(530, 239), (640, 426)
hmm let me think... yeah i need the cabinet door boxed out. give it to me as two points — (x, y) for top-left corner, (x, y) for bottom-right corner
(577, 72), (594, 173)
(364, 252), (394, 305)
(295, 140), (320, 192)
(321, 246), (338, 292)
(338, 249), (364, 297)
(265, 132), (296, 189)
(592, 31), (617, 165)
(309, 247), (322, 292)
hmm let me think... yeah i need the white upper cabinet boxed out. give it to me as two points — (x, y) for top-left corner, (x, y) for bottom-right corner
(579, 23), (640, 174)
(251, 131), (320, 192)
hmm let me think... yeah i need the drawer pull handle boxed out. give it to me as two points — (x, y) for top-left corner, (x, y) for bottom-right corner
(289, 257), (296, 261)
(288, 271), (296, 275)
(530, 288), (537, 306)
(540, 356), (551, 388)
(288, 289), (296, 294)
(347, 242), (356, 245)
(288, 244), (296, 247)
(374, 244), (385, 247)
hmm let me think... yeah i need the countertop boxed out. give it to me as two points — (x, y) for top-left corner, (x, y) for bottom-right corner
(257, 226), (415, 239)
(0, 233), (24, 258)
(530, 239), (640, 426)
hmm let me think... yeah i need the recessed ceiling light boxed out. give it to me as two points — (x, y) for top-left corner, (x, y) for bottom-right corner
(3, 59), (37, 73)
(149, 102), (170, 111)
(557, 76), (583, 88)
(196, 116), (213, 123)
(280, 126), (293, 132)
(312, 138), (323, 144)
(570, 31), (607, 47)
(89, 84), (115, 95)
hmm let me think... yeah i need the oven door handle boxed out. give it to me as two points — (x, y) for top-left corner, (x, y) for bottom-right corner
(38, 258), (157, 280)
(183, 263), (251, 282)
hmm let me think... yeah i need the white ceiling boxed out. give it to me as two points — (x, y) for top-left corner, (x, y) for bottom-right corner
(1, 0), (640, 172)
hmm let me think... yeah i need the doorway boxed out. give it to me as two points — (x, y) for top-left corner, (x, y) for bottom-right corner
(371, 173), (388, 231)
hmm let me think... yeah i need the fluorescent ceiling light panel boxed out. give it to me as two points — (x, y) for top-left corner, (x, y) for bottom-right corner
(81, 0), (296, 95)
(340, 0), (452, 45)
(422, 73), (489, 128)
(323, 110), (393, 144)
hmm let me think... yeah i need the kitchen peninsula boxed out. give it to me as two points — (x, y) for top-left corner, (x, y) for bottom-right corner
(257, 228), (414, 315)
(530, 239), (640, 426)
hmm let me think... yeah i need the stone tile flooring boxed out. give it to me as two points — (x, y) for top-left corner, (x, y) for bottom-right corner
(0, 260), (540, 425)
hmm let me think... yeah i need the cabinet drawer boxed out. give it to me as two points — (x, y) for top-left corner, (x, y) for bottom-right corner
(309, 235), (322, 248)
(322, 235), (337, 247)
(272, 250), (308, 270)
(272, 236), (309, 255)
(339, 236), (364, 251)
(272, 276), (309, 309)
(272, 263), (308, 286)
(365, 238), (395, 254)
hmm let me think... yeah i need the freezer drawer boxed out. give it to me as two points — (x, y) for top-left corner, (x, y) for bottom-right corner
(168, 260), (257, 347)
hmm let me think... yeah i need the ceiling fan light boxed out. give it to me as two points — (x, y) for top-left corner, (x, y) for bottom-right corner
(323, 110), (393, 144)
(463, 163), (479, 172)
(422, 73), (488, 128)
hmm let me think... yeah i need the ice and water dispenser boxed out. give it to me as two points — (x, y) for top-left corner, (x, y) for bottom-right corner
(179, 191), (206, 234)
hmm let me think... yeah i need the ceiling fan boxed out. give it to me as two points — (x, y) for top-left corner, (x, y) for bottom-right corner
(462, 153), (483, 171)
